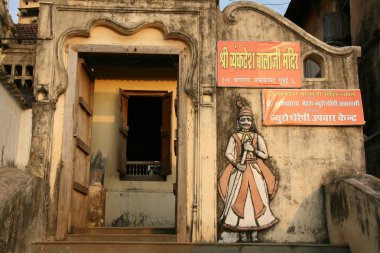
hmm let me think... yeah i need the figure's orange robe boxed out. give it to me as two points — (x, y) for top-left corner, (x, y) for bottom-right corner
(218, 133), (278, 219)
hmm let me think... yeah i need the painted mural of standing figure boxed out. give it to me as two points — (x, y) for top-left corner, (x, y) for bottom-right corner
(218, 101), (278, 242)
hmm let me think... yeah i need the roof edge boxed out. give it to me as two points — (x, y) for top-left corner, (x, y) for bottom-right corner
(221, 1), (361, 58)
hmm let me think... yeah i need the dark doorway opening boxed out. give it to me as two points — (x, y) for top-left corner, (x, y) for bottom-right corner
(127, 96), (162, 161)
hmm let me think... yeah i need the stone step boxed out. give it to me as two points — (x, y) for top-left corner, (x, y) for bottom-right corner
(72, 227), (176, 235)
(32, 242), (350, 253)
(66, 233), (177, 242)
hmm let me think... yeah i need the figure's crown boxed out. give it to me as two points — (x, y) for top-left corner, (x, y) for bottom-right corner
(237, 101), (253, 117)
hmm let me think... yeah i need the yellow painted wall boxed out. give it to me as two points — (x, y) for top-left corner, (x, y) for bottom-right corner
(63, 26), (187, 67)
(92, 78), (177, 191)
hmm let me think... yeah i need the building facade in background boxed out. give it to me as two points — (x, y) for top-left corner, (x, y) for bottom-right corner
(18, 0), (39, 24)
(285, 0), (380, 178)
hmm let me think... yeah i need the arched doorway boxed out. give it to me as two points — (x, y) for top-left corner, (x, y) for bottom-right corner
(56, 25), (191, 242)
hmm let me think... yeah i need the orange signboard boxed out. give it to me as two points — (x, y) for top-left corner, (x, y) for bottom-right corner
(263, 89), (365, 126)
(217, 41), (301, 88)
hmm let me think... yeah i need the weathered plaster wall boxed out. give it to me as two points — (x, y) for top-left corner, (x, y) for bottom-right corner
(46, 95), (64, 238)
(32, 0), (364, 244)
(0, 84), (21, 167)
(0, 168), (48, 253)
(216, 3), (364, 243)
(0, 84), (32, 168)
(325, 174), (380, 253)
(0, 0), (32, 169)
(350, 0), (380, 178)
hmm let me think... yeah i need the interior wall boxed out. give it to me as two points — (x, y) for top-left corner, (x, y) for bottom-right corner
(92, 77), (177, 227)
(0, 84), (32, 169)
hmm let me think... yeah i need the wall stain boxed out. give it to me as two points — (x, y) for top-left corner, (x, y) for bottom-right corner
(1, 145), (4, 167)
(287, 226), (295, 234)
(355, 191), (370, 235)
(329, 184), (349, 223)
(111, 211), (171, 227)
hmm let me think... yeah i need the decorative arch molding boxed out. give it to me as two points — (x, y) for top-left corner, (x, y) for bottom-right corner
(221, 2), (361, 58)
(303, 51), (326, 63)
(54, 17), (198, 104)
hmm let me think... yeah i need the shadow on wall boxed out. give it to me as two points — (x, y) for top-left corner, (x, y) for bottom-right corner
(262, 187), (328, 243)
(0, 146), (16, 168)
(364, 136), (380, 178)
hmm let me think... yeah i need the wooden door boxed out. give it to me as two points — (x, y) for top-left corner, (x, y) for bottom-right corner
(70, 58), (94, 229)
(69, 58), (95, 231)
(118, 89), (129, 176)
(161, 92), (172, 176)
(57, 51), (94, 238)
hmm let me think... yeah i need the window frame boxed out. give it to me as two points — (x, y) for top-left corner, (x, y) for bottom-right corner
(118, 90), (173, 181)
(303, 52), (326, 81)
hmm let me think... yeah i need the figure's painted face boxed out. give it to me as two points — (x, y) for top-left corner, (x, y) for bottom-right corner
(239, 116), (252, 131)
